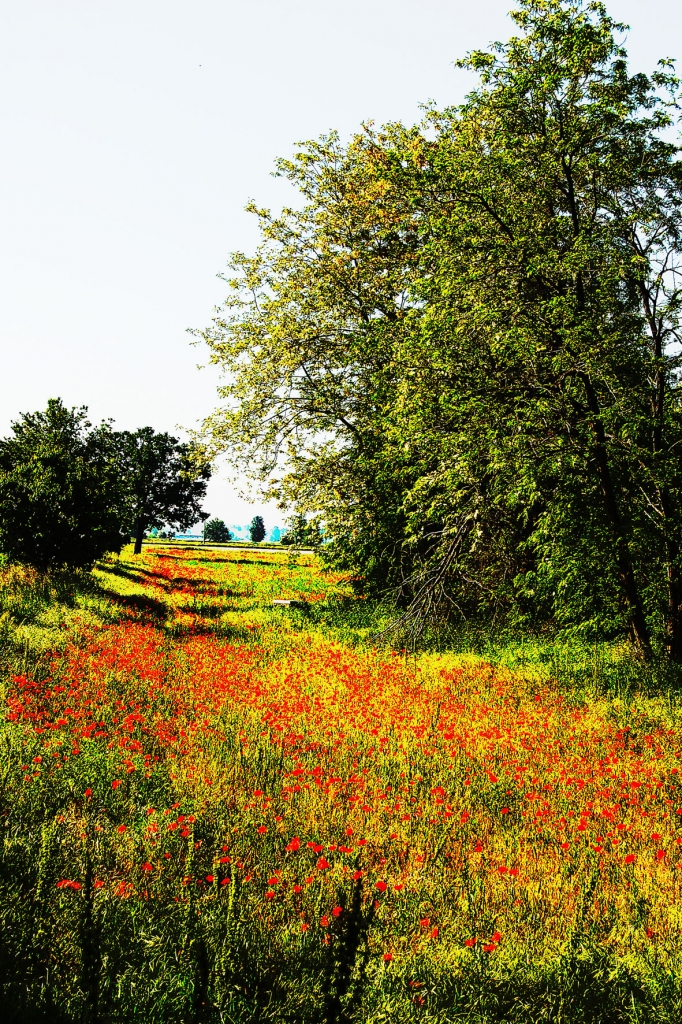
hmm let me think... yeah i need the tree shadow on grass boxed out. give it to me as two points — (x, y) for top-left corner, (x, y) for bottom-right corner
(150, 552), (268, 567)
(99, 590), (169, 622)
(98, 563), (157, 585)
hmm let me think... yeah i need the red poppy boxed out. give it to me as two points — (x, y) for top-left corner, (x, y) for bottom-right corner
(285, 837), (301, 852)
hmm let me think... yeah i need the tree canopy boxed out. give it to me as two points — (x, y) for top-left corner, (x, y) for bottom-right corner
(204, 518), (233, 543)
(280, 514), (322, 548)
(0, 406), (212, 568)
(198, 0), (682, 659)
(116, 428), (211, 554)
(249, 516), (266, 543)
(0, 399), (125, 570)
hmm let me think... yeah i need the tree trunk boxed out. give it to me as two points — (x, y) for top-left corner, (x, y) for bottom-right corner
(134, 520), (145, 555)
(592, 442), (651, 658)
(664, 535), (682, 662)
(578, 372), (652, 660)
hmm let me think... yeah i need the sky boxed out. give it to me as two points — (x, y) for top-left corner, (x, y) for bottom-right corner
(1, 0), (680, 530)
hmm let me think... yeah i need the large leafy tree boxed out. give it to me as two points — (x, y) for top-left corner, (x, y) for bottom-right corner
(195, 128), (424, 592)
(203, 518), (232, 543)
(116, 429), (211, 554)
(199, 0), (682, 658)
(0, 399), (125, 570)
(398, 0), (682, 656)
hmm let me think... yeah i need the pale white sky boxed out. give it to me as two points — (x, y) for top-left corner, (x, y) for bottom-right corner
(1, 0), (680, 529)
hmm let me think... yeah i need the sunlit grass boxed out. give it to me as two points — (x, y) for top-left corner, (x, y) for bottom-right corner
(1, 546), (681, 1021)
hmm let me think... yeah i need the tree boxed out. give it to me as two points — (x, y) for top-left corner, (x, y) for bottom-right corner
(0, 399), (125, 570)
(249, 516), (266, 543)
(116, 428), (211, 554)
(198, 0), (682, 658)
(195, 126), (422, 594)
(203, 518), (232, 543)
(395, 0), (682, 655)
(280, 514), (321, 548)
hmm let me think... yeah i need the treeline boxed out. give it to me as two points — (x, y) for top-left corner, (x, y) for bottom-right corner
(198, 0), (682, 660)
(0, 398), (210, 569)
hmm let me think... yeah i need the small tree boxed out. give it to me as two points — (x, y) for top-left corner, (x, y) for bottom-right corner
(0, 399), (125, 570)
(204, 518), (232, 543)
(116, 428), (211, 554)
(249, 515), (266, 543)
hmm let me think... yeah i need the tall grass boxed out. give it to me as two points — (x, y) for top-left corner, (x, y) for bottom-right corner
(1, 547), (681, 1022)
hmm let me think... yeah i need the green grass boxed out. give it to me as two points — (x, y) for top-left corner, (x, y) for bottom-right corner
(1, 547), (681, 1023)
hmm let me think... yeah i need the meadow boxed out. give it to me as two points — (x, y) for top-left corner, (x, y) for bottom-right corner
(1, 546), (681, 1023)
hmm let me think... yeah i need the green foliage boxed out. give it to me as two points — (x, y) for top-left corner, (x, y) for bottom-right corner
(249, 516), (266, 543)
(198, 0), (682, 660)
(280, 514), (322, 548)
(0, 399), (125, 571)
(116, 428), (211, 554)
(203, 518), (233, 543)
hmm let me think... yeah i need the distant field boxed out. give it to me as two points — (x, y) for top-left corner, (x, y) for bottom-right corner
(1, 546), (681, 1022)
(141, 538), (298, 552)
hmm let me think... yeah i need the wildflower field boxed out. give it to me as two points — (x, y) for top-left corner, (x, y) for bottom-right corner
(1, 547), (682, 1023)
